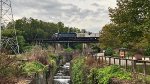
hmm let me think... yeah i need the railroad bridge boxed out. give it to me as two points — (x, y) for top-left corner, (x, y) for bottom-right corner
(27, 33), (99, 43)
(27, 37), (99, 43)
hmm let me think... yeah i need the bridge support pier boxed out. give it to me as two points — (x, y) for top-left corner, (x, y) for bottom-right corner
(82, 43), (88, 56)
(55, 43), (62, 53)
(67, 42), (70, 48)
(82, 43), (93, 56)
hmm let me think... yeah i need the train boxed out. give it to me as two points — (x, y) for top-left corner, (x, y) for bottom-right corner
(52, 33), (77, 38)
(52, 32), (99, 38)
(51, 32), (99, 41)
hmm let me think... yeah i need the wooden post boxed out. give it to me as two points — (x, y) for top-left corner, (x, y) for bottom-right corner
(108, 57), (111, 65)
(132, 56), (133, 59)
(125, 59), (128, 70)
(98, 56), (100, 63)
(105, 56), (106, 62)
(132, 60), (136, 72)
(114, 58), (115, 64)
(100, 56), (102, 63)
(102, 56), (104, 63)
(119, 58), (121, 66)
(143, 61), (146, 75)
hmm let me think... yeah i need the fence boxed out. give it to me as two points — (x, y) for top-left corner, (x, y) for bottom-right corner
(95, 56), (150, 75)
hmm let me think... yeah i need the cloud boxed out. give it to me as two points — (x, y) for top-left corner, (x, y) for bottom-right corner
(91, 3), (100, 7)
(11, 0), (116, 33)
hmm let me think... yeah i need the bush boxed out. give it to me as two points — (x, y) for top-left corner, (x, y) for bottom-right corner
(144, 46), (150, 56)
(105, 47), (113, 56)
(0, 53), (20, 77)
(113, 52), (119, 57)
(21, 46), (58, 76)
(71, 56), (132, 84)
(88, 65), (131, 84)
(65, 48), (73, 53)
(71, 57), (86, 84)
(47, 54), (58, 73)
(21, 61), (47, 76)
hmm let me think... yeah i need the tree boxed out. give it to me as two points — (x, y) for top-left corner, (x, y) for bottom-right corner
(2, 29), (15, 37)
(81, 29), (87, 33)
(100, 0), (150, 49)
(100, 24), (121, 49)
(4, 17), (83, 52)
(17, 36), (26, 52)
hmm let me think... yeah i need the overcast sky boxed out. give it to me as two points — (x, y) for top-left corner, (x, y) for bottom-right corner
(12, 0), (116, 33)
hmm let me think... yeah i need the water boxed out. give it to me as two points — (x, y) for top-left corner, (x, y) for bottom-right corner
(53, 62), (71, 84)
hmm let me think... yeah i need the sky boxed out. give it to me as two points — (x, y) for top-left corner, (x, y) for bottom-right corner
(12, 0), (117, 33)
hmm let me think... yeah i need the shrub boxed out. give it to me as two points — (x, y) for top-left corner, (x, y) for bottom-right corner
(0, 53), (20, 77)
(88, 65), (131, 84)
(21, 61), (47, 76)
(113, 52), (119, 57)
(71, 57), (85, 84)
(47, 54), (57, 73)
(144, 46), (150, 56)
(105, 47), (113, 56)
(21, 46), (58, 76)
(65, 48), (73, 53)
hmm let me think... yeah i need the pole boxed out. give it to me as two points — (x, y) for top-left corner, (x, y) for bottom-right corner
(10, 0), (19, 53)
(0, 0), (2, 50)
(0, 0), (19, 54)
(67, 27), (70, 48)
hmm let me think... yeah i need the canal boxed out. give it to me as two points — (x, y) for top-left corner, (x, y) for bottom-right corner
(53, 62), (71, 84)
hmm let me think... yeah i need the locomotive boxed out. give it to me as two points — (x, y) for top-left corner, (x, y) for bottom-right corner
(52, 33), (77, 41)
(53, 32), (77, 38)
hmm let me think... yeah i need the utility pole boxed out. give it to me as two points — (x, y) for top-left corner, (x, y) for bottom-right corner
(0, 0), (2, 50)
(67, 27), (70, 48)
(0, 0), (19, 54)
